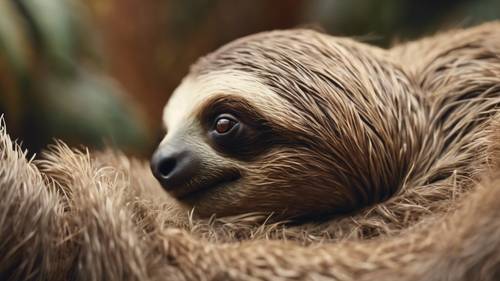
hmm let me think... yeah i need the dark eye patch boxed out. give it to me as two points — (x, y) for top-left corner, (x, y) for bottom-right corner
(197, 94), (284, 160)
(199, 95), (265, 128)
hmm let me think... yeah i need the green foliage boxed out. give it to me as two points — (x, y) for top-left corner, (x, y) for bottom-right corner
(0, 0), (149, 153)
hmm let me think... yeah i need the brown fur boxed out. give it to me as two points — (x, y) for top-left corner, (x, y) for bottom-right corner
(173, 29), (430, 219)
(161, 22), (500, 223)
(0, 21), (500, 280)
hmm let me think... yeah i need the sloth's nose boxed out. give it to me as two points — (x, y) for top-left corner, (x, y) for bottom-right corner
(150, 147), (200, 190)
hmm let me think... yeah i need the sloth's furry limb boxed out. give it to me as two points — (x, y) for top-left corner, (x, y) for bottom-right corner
(1, 118), (500, 281)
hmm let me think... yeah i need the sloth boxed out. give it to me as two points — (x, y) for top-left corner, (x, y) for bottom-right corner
(151, 21), (500, 220)
(1, 22), (500, 281)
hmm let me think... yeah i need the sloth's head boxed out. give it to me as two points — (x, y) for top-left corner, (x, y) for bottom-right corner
(151, 30), (427, 220)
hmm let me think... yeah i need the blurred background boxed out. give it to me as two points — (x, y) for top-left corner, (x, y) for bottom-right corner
(1, 0), (499, 156)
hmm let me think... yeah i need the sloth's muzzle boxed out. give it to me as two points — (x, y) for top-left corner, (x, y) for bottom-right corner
(150, 145), (201, 192)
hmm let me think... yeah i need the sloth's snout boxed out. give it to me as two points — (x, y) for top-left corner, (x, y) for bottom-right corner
(150, 146), (200, 190)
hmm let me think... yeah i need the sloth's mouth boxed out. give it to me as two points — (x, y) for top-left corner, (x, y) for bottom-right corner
(171, 170), (241, 201)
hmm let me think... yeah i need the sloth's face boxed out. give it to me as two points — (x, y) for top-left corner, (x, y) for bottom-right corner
(150, 30), (424, 219)
(151, 71), (322, 219)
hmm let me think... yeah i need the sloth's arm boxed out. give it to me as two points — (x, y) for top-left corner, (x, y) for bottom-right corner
(159, 173), (500, 281)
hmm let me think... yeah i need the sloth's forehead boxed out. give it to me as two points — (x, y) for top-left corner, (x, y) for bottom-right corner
(163, 70), (286, 134)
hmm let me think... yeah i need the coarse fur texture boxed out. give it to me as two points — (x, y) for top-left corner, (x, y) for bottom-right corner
(156, 21), (500, 225)
(160, 28), (431, 220)
(0, 21), (500, 280)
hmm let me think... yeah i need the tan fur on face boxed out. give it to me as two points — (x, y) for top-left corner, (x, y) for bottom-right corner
(164, 71), (286, 132)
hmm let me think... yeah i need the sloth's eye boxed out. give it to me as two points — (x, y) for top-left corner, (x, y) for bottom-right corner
(213, 114), (239, 135)
(207, 110), (269, 159)
(215, 117), (237, 134)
